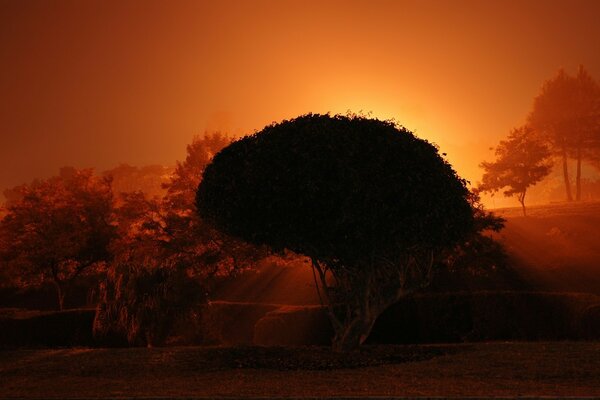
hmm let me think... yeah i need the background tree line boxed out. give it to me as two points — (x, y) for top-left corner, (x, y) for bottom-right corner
(0, 117), (511, 350)
(479, 65), (600, 214)
(0, 133), (268, 345)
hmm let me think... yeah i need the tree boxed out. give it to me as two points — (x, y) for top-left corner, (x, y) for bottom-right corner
(196, 114), (476, 351)
(0, 168), (116, 310)
(95, 133), (267, 345)
(109, 191), (166, 262)
(528, 66), (600, 201)
(161, 132), (265, 276)
(103, 163), (174, 201)
(161, 133), (230, 264)
(478, 126), (553, 216)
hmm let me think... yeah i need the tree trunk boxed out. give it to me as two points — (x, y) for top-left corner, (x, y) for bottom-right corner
(576, 145), (582, 201)
(330, 278), (399, 352)
(311, 255), (431, 352)
(518, 191), (527, 217)
(53, 280), (65, 311)
(311, 259), (386, 352)
(562, 148), (573, 202)
(331, 311), (379, 353)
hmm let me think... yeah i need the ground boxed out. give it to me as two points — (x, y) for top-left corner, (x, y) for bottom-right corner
(3, 202), (600, 398)
(495, 201), (600, 294)
(1, 342), (600, 398)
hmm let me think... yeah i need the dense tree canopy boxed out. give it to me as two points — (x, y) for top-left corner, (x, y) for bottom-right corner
(0, 168), (116, 310)
(198, 114), (473, 264)
(197, 114), (476, 351)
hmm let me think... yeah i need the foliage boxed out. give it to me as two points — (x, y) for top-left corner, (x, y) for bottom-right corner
(107, 132), (265, 278)
(529, 68), (598, 146)
(431, 194), (523, 291)
(165, 133), (231, 209)
(94, 133), (267, 346)
(478, 126), (553, 215)
(0, 131), (269, 341)
(0, 168), (116, 310)
(93, 260), (205, 347)
(197, 113), (476, 351)
(103, 163), (174, 201)
(110, 191), (166, 262)
(159, 132), (267, 276)
(528, 66), (600, 201)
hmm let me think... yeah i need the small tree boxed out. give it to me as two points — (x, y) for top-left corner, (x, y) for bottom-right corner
(196, 114), (475, 351)
(478, 126), (552, 216)
(0, 168), (116, 310)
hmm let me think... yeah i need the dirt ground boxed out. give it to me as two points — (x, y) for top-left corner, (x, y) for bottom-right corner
(1, 342), (600, 398)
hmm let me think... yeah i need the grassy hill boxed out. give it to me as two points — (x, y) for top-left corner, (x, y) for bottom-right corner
(493, 201), (600, 294)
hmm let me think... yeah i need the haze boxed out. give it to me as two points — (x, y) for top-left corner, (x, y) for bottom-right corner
(1, 0), (600, 206)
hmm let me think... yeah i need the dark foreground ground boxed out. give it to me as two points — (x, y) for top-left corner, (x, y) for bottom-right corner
(1, 342), (600, 398)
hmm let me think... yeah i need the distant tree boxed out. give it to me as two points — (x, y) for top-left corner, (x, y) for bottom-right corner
(528, 66), (600, 201)
(161, 132), (264, 276)
(196, 114), (476, 352)
(110, 191), (166, 262)
(478, 126), (552, 216)
(161, 133), (228, 258)
(103, 164), (174, 201)
(164, 133), (231, 216)
(95, 133), (266, 345)
(2, 183), (29, 207)
(0, 168), (116, 310)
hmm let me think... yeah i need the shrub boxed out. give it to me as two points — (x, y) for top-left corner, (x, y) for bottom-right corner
(93, 260), (204, 347)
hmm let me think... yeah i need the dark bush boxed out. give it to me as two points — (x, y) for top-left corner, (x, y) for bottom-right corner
(368, 291), (600, 344)
(579, 304), (600, 339)
(93, 261), (205, 347)
(0, 309), (95, 348)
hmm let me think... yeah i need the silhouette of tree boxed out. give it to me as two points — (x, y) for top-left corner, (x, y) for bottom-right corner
(95, 134), (267, 344)
(0, 168), (116, 310)
(196, 114), (476, 351)
(428, 192), (517, 292)
(161, 133), (229, 256)
(478, 126), (552, 216)
(528, 66), (600, 201)
(161, 132), (265, 276)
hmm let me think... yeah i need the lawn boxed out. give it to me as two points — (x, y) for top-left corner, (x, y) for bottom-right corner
(1, 342), (600, 398)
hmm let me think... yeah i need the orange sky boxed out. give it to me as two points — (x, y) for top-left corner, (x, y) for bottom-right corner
(1, 0), (600, 206)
